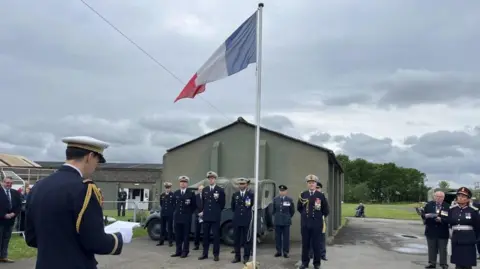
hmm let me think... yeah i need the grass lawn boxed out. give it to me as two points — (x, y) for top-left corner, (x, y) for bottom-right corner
(341, 203), (419, 220)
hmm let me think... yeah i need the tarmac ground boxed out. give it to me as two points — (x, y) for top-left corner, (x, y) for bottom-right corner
(9, 217), (449, 268)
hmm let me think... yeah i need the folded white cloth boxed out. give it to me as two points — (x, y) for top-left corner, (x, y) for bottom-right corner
(104, 221), (140, 244)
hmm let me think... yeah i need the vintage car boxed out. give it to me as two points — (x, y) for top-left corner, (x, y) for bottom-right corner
(144, 177), (276, 245)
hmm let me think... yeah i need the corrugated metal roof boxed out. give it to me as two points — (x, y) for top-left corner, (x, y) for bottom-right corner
(0, 154), (41, 167)
(35, 161), (162, 170)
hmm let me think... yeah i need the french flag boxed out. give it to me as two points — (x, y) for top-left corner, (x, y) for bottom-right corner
(174, 11), (258, 102)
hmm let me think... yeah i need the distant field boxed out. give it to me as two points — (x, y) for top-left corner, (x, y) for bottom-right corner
(341, 203), (419, 220)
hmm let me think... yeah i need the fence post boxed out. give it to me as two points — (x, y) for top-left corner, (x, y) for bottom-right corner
(133, 201), (137, 223)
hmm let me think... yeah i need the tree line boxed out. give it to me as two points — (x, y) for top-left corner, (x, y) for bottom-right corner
(338, 154), (429, 203)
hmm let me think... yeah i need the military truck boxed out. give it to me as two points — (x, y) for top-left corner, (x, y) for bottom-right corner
(143, 177), (276, 245)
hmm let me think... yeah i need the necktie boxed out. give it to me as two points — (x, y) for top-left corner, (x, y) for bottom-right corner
(5, 189), (11, 209)
(211, 187), (213, 191)
(181, 190), (184, 195)
(241, 192), (244, 198)
(310, 191), (313, 196)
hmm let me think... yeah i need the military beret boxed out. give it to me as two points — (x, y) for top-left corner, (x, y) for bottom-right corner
(279, 185), (287, 191)
(178, 176), (190, 183)
(164, 182), (172, 187)
(305, 174), (318, 183)
(457, 186), (472, 198)
(316, 182), (323, 189)
(206, 171), (218, 178)
(237, 177), (248, 184)
(62, 136), (109, 163)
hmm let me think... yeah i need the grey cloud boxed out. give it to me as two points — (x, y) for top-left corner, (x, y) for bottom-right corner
(261, 115), (294, 131)
(138, 115), (203, 136)
(322, 93), (372, 107)
(337, 133), (394, 158)
(308, 133), (331, 145)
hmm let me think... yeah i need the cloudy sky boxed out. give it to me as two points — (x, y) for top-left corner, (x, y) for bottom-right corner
(1, 0), (479, 188)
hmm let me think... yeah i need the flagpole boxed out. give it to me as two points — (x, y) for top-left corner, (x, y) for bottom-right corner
(252, 3), (263, 269)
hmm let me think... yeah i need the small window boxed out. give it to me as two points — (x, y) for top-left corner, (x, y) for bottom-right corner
(265, 190), (270, 198)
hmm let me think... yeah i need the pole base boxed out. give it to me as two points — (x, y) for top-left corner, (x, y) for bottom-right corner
(243, 261), (260, 269)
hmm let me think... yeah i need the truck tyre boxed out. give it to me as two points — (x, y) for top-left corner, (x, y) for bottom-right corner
(221, 221), (235, 246)
(147, 218), (162, 241)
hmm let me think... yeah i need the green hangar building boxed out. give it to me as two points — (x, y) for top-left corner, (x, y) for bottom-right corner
(161, 117), (344, 241)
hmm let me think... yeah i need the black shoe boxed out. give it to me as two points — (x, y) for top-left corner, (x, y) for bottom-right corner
(214, 256), (219, 262)
(425, 264), (436, 269)
(169, 243), (173, 247)
(274, 252), (282, 257)
(231, 249), (235, 253)
(314, 266), (320, 269)
(283, 253), (289, 258)
(171, 253), (180, 257)
(180, 253), (188, 258)
(198, 255), (208, 260)
(231, 258), (241, 263)
(321, 256), (327, 261)
(156, 241), (164, 246)
(299, 265), (307, 269)
(193, 246), (199, 250)
(243, 257), (250, 264)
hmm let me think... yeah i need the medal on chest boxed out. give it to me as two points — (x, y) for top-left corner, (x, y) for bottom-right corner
(245, 196), (251, 207)
(314, 198), (321, 210)
(185, 198), (191, 205)
(213, 191), (219, 199)
(466, 212), (471, 219)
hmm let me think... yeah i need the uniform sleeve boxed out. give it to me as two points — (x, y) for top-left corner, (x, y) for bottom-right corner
(75, 182), (123, 255)
(297, 195), (304, 213)
(219, 189), (226, 210)
(290, 200), (295, 217)
(12, 191), (22, 216)
(271, 198), (276, 215)
(473, 208), (480, 241)
(160, 194), (165, 208)
(190, 193), (197, 211)
(321, 194), (330, 217)
(24, 194), (37, 248)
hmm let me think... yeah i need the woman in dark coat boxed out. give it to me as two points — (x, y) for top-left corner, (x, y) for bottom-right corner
(447, 187), (480, 269)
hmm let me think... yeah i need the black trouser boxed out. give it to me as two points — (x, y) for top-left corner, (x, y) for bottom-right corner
(476, 241), (480, 255)
(234, 225), (252, 259)
(301, 225), (322, 266)
(117, 201), (126, 217)
(160, 216), (173, 244)
(0, 225), (13, 259)
(202, 221), (221, 257)
(174, 221), (191, 255)
(275, 225), (290, 254)
(427, 237), (448, 266)
(194, 218), (202, 247)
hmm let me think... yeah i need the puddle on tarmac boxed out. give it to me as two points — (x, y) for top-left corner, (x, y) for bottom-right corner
(393, 243), (428, 254)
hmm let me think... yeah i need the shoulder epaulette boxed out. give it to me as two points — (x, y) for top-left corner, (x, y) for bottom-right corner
(76, 179), (103, 233)
(470, 205), (478, 210)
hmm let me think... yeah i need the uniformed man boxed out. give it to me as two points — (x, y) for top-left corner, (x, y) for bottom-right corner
(421, 191), (449, 269)
(316, 182), (327, 261)
(199, 171), (226, 262)
(157, 182), (174, 247)
(273, 185), (295, 258)
(25, 136), (128, 269)
(448, 187), (480, 269)
(231, 178), (254, 264)
(171, 176), (196, 258)
(193, 185), (204, 250)
(297, 174), (330, 269)
(117, 188), (127, 217)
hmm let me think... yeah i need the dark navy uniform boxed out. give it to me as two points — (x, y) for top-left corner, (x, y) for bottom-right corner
(158, 182), (174, 246)
(172, 176), (196, 258)
(448, 187), (480, 269)
(199, 171), (226, 261)
(297, 175), (329, 269)
(421, 200), (450, 268)
(273, 185), (295, 258)
(231, 178), (255, 263)
(25, 136), (124, 269)
(194, 191), (204, 249)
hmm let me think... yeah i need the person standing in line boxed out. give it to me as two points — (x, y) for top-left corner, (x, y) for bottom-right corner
(297, 174), (329, 269)
(25, 136), (129, 269)
(117, 188), (127, 217)
(193, 184), (204, 250)
(447, 187), (480, 269)
(0, 176), (22, 263)
(171, 176), (196, 258)
(316, 181), (327, 261)
(273, 185), (295, 258)
(157, 182), (174, 247)
(231, 178), (254, 264)
(421, 191), (449, 269)
(198, 171), (226, 262)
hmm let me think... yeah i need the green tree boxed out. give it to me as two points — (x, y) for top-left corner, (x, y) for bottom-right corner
(438, 180), (450, 189)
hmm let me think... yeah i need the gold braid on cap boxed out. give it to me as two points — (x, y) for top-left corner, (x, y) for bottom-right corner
(76, 179), (103, 233)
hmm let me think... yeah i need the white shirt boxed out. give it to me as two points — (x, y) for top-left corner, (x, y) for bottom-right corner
(63, 163), (83, 178)
(210, 185), (216, 191)
(240, 190), (245, 197)
(180, 189), (186, 195)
